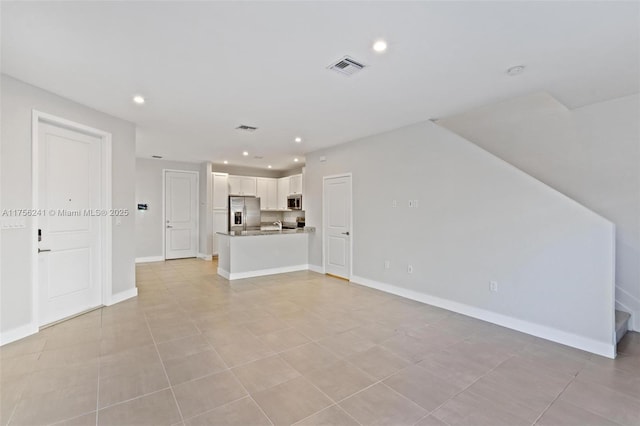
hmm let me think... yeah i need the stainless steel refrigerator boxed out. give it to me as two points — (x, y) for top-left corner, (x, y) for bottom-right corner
(229, 196), (261, 232)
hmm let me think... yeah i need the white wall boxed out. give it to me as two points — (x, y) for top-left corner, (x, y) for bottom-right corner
(1, 75), (137, 341)
(305, 119), (616, 357)
(199, 162), (213, 259)
(438, 92), (640, 330)
(135, 158), (201, 260)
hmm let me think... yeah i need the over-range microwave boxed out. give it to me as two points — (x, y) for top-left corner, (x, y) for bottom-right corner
(287, 194), (302, 210)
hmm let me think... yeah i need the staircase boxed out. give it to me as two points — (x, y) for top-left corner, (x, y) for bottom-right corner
(615, 310), (631, 343)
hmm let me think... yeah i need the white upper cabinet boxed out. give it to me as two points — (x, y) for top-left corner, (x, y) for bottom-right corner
(256, 178), (278, 210)
(289, 174), (303, 195)
(228, 176), (242, 195)
(277, 177), (290, 210)
(226, 173), (300, 209)
(241, 177), (257, 196)
(228, 176), (257, 196)
(212, 173), (229, 210)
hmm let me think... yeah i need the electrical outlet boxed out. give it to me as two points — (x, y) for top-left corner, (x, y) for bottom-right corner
(408, 264), (413, 274)
(392, 200), (397, 208)
(490, 281), (498, 292)
(414, 200), (419, 208)
(384, 260), (390, 269)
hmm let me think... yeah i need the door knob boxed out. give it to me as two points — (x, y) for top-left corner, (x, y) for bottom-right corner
(341, 231), (350, 236)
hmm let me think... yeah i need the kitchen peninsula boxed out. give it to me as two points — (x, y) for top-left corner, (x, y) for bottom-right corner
(216, 229), (312, 280)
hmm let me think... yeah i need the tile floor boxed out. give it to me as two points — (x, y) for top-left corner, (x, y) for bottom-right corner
(1, 258), (639, 426)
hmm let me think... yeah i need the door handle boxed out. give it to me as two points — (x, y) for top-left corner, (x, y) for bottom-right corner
(38, 248), (52, 253)
(167, 225), (173, 228)
(342, 231), (350, 236)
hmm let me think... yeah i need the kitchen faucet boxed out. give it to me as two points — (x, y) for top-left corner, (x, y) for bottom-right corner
(273, 220), (282, 231)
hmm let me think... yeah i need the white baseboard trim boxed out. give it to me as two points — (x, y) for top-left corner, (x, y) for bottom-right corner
(0, 322), (39, 346)
(219, 264), (309, 280)
(197, 253), (213, 261)
(616, 286), (639, 331)
(135, 256), (164, 264)
(106, 288), (138, 306)
(308, 264), (325, 274)
(351, 275), (616, 359)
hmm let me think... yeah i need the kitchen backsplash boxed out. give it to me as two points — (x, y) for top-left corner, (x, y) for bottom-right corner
(260, 210), (305, 223)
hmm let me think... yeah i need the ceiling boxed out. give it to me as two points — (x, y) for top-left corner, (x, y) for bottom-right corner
(2, 1), (638, 170)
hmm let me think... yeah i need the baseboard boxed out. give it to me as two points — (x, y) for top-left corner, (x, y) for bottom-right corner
(135, 256), (164, 263)
(308, 264), (325, 274)
(0, 322), (39, 346)
(217, 268), (230, 279)
(616, 286), (639, 331)
(106, 287), (138, 306)
(220, 264), (309, 280)
(197, 253), (212, 261)
(351, 275), (616, 359)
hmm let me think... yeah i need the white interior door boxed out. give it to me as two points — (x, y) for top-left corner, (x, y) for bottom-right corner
(165, 171), (198, 259)
(38, 123), (102, 326)
(324, 175), (352, 279)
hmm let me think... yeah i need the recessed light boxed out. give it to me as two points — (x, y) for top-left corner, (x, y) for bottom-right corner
(506, 65), (525, 76)
(242, 151), (249, 156)
(294, 137), (302, 143)
(373, 40), (387, 53)
(294, 158), (299, 162)
(223, 160), (228, 164)
(268, 165), (272, 169)
(133, 95), (145, 104)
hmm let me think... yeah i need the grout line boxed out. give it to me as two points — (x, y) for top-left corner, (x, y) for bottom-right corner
(4, 398), (20, 426)
(292, 403), (363, 426)
(95, 387), (173, 411)
(212, 348), (275, 426)
(142, 311), (186, 423)
(178, 395), (250, 424)
(530, 377), (576, 425)
(531, 360), (588, 426)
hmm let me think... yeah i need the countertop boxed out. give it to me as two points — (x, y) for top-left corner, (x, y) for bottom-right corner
(217, 228), (314, 237)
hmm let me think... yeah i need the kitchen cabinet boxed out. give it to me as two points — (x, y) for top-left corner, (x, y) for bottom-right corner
(228, 176), (256, 196)
(212, 173), (229, 209)
(289, 174), (303, 195)
(257, 178), (278, 210)
(212, 210), (228, 256)
(277, 177), (290, 210)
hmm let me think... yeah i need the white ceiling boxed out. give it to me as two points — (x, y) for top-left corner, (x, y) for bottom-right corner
(2, 1), (638, 170)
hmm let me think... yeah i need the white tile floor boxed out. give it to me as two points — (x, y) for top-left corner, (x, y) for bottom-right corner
(1, 258), (639, 426)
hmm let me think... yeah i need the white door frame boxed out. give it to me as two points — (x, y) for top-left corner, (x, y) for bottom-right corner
(31, 110), (113, 327)
(322, 173), (353, 280)
(162, 169), (200, 260)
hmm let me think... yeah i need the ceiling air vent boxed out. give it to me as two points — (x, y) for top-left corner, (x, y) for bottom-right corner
(328, 56), (366, 76)
(236, 125), (258, 132)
